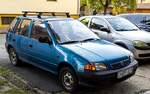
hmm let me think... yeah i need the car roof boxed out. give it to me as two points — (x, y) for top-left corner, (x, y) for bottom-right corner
(118, 13), (150, 16)
(17, 16), (74, 22)
(79, 15), (121, 20)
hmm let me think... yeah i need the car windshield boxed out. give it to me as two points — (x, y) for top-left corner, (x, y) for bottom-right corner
(107, 18), (139, 31)
(48, 20), (99, 44)
(124, 15), (150, 25)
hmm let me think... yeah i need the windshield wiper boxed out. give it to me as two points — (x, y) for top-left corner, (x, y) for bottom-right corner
(116, 29), (138, 31)
(116, 29), (130, 31)
(130, 29), (138, 31)
(81, 38), (99, 42)
(60, 41), (80, 44)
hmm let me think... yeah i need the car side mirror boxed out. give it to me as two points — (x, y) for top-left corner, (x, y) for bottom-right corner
(38, 36), (52, 44)
(100, 27), (111, 33)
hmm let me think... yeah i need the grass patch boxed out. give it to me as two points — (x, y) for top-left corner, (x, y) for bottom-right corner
(0, 66), (48, 94)
(3, 88), (28, 94)
(0, 66), (11, 77)
(0, 80), (8, 87)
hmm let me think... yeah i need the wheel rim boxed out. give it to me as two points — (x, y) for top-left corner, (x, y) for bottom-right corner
(62, 71), (74, 90)
(9, 49), (17, 65)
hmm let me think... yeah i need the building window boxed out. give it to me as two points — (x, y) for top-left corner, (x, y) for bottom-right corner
(1, 17), (15, 25)
(47, 0), (56, 1)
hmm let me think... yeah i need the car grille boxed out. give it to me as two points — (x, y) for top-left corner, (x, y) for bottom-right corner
(110, 59), (130, 70)
(139, 53), (150, 57)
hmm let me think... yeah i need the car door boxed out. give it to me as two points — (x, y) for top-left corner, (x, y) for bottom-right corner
(27, 22), (57, 73)
(6, 18), (19, 49)
(89, 18), (112, 41)
(16, 19), (32, 62)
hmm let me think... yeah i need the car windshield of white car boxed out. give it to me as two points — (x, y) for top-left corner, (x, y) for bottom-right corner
(106, 18), (139, 31)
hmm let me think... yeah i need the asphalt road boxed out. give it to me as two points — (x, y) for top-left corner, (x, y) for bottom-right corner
(1, 34), (150, 94)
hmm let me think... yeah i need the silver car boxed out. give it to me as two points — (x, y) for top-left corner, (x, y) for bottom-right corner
(79, 16), (150, 60)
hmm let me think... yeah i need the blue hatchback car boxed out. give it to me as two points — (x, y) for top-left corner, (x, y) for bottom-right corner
(5, 11), (138, 92)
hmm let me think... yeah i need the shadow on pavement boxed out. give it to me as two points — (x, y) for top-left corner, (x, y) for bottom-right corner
(1, 60), (63, 93)
(138, 60), (150, 66)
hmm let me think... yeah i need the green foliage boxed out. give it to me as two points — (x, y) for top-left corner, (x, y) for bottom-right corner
(3, 88), (27, 94)
(80, 0), (137, 14)
(128, 0), (137, 10)
(80, 0), (87, 6)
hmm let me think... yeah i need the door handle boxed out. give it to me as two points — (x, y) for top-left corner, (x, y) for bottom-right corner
(12, 39), (16, 42)
(29, 44), (33, 48)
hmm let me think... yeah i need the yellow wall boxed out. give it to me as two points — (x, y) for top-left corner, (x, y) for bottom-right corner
(0, 0), (79, 15)
(0, 0), (80, 29)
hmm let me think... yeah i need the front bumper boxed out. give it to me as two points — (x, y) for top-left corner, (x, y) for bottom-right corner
(78, 60), (138, 87)
(133, 48), (150, 60)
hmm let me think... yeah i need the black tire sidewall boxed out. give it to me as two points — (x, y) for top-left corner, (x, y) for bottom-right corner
(8, 48), (20, 66)
(59, 67), (78, 92)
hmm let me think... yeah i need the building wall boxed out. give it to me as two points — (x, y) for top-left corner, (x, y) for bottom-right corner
(0, 0), (80, 29)
(0, 0), (79, 14)
(135, 9), (150, 13)
(137, 0), (150, 3)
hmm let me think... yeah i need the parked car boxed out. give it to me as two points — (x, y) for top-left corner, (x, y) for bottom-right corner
(79, 15), (150, 60)
(118, 13), (150, 32)
(6, 12), (138, 92)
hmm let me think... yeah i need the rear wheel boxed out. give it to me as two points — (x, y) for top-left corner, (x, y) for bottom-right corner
(59, 67), (78, 92)
(8, 48), (22, 66)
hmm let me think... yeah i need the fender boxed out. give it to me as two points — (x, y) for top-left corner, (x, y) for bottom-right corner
(114, 39), (134, 51)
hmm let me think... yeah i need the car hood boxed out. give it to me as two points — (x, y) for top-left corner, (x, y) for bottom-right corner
(61, 40), (130, 64)
(117, 31), (150, 42)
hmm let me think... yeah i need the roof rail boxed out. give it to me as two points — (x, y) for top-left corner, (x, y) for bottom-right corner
(22, 11), (70, 18)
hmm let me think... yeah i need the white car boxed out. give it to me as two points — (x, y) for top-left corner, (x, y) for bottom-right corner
(79, 15), (150, 60)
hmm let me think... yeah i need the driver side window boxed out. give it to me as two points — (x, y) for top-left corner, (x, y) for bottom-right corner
(90, 18), (108, 31)
(31, 23), (51, 42)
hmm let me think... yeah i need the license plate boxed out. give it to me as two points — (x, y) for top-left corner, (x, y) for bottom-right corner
(117, 68), (133, 79)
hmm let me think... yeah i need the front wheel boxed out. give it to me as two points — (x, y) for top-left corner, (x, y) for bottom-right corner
(59, 67), (78, 92)
(8, 48), (21, 66)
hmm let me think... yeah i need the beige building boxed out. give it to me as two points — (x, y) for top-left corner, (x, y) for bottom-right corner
(0, 0), (80, 29)
(137, 0), (150, 3)
(132, 0), (150, 13)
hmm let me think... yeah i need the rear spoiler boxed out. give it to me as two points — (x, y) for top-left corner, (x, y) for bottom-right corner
(22, 11), (70, 18)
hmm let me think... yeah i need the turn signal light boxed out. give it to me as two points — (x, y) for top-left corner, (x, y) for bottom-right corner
(84, 64), (96, 71)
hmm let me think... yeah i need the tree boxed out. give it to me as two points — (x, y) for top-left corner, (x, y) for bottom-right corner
(80, 0), (137, 15)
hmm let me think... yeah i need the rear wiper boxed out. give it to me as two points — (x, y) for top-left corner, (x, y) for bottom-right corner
(81, 38), (99, 42)
(60, 41), (80, 44)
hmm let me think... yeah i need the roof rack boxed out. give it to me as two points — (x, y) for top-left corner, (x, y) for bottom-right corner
(22, 11), (70, 18)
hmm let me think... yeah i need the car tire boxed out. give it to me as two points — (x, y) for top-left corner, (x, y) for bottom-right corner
(59, 67), (78, 93)
(8, 48), (22, 66)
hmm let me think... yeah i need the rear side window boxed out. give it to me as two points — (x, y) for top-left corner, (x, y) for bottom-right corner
(80, 18), (90, 26)
(8, 18), (18, 32)
(20, 19), (31, 37)
(90, 18), (108, 30)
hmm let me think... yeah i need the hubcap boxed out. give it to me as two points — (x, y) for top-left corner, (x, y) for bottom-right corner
(9, 49), (17, 65)
(63, 72), (74, 89)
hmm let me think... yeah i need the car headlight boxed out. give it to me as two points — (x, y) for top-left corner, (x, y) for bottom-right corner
(130, 53), (135, 62)
(133, 40), (149, 48)
(84, 63), (107, 71)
